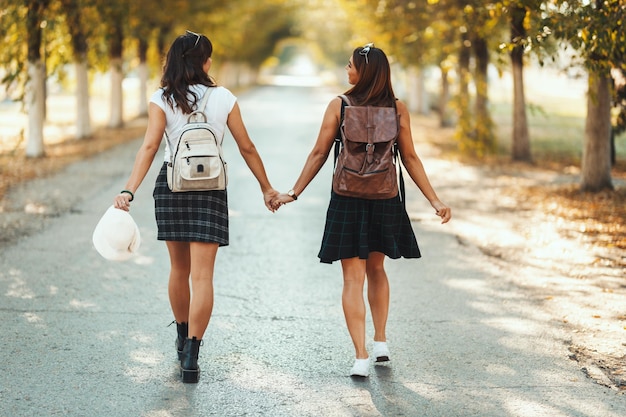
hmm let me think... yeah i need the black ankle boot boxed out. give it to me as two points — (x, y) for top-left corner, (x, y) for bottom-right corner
(180, 336), (201, 383)
(175, 322), (188, 361)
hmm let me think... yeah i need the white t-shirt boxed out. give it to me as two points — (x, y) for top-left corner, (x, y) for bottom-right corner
(150, 85), (237, 162)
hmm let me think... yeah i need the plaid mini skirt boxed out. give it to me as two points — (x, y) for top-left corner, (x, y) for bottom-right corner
(153, 163), (229, 246)
(318, 191), (421, 264)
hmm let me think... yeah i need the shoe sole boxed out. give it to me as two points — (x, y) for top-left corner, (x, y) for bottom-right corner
(375, 356), (390, 362)
(180, 367), (200, 383)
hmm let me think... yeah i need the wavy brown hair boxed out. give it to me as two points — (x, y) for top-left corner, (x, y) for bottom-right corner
(161, 32), (217, 114)
(344, 45), (396, 107)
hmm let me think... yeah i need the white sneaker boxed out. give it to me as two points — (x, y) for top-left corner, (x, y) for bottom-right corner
(372, 341), (390, 362)
(350, 358), (370, 377)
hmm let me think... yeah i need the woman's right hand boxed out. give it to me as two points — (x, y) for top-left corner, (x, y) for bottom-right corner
(114, 192), (132, 212)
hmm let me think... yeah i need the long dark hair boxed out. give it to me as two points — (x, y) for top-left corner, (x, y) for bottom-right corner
(161, 31), (217, 114)
(344, 45), (396, 107)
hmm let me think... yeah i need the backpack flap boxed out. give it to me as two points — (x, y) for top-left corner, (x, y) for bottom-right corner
(176, 126), (222, 181)
(342, 106), (398, 145)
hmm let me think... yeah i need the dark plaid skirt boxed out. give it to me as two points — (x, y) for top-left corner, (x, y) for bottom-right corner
(153, 163), (229, 246)
(318, 191), (421, 264)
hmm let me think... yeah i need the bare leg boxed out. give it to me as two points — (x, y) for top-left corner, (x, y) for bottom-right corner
(366, 252), (389, 342)
(340, 257), (368, 359)
(166, 241), (191, 323)
(188, 241), (219, 339)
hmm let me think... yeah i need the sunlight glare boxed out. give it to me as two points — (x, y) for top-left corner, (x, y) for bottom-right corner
(482, 317), (542, 336)
(23, 312), (43, 324)
(6, 276), (35, 299)
(504, 397), (569, 417)
(69, 298), (96, 309)
(404, 381), (446, 401)
(227, 354), (363, 415)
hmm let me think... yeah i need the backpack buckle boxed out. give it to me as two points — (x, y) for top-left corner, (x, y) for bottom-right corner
(366, 143), (375, 163)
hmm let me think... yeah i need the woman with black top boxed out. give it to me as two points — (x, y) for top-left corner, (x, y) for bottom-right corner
(274, 44), (451, 377)
(113, 31), (278, 383)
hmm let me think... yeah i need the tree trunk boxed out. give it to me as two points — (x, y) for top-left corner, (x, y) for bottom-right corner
(406, 66), (419, 113)
(25, 0), (47, 158)
(408, 67), (429, 115)
(458, 32), (471, 101)
(108, 22), (124, 128)
(63, 0), (91, 138)
(109, 57), (124, 128)
(157, 24), (172, 57)
(455, 31), (473, 149)
(439, 64), (453, 127)
(137, 39), (149, 117)
(75, 59), (92, 138)
(582, 71), (613, 191)
(473, 36), (495, 154)
(510, 5), (531, 162)
(25, 61), (46, 158)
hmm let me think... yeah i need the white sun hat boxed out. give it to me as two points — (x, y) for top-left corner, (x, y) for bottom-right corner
(92, 205), (141, 261)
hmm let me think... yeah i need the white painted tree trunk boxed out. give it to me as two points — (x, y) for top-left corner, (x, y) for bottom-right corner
(25, 60), (45, 158)
(75, 59), (92, 138)
(138, 62), (148, 116)
(406, 66), (429, 114)
(215, 62), (257, 89)
(109, 58), (124, 128)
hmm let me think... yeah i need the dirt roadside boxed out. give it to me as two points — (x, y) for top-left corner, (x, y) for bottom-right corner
(0, 114), (624, 392)
(0, 117), (147, 246)
(412, 116), (626, 393)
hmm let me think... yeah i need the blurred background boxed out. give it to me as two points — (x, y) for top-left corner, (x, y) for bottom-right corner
(0, 0), (624, 192)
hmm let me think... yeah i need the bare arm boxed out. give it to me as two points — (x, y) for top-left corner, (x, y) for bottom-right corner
(275, 97), (342, 204)
(114, 103), (165, 211)
(227, 102), (278, 211)
(395, 100), (451, 223)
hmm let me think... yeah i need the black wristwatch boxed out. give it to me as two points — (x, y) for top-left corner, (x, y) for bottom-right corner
(288, 189), (298, 200)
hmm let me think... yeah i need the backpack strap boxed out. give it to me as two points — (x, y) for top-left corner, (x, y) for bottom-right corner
(192, 87), (214, 120)
(391, 99), (406, 207)
(333, 95), (349, 169)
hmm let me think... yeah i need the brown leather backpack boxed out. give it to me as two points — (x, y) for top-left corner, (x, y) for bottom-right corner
(333, 95), (403, 200)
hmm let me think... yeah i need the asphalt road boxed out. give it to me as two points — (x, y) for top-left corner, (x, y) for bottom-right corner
(1, 85), (624, 417)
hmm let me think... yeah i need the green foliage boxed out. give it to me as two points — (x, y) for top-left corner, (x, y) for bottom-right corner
(542, 0), (626, 73)
(1, 0), (623, 167)
(296, 0), (357, 66)
(0, 3), (28, 97)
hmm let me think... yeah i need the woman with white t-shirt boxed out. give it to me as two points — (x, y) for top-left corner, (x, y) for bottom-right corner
(113, 31), (278, 383)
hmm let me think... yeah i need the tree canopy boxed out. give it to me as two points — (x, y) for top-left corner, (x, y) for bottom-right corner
(1, 0), (624, 190)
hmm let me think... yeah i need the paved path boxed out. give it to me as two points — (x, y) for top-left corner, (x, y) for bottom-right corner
(1, 85), (624, 416)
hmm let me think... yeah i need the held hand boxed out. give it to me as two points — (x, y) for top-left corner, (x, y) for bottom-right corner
(431, 200), (451, 224)
(264, 188), (280, 212)
(271, 193), (295, 209)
